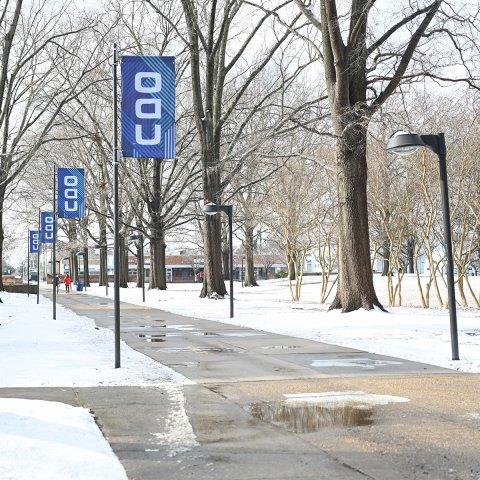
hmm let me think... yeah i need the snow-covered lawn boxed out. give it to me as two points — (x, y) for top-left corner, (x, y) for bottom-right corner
(86, 276), (480, 373)
(0, 292), (198, 476)
(0, 292), (189, 387)
(0, 398), (128, 480)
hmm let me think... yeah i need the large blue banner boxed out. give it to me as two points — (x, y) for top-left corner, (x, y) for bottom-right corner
(29, 230), (40, 253)
(57, 167), (85, 218)
(40, 212), (55, 244)
(121, 55), (175, 159)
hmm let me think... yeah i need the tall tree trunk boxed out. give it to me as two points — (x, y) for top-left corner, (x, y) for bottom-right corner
(201, 168), (227, 297)
(329, 121), (383, 312)
(83, 246), (90, 286)
(150, 232), (166, 290)
(0, 189), (5, 291)
(381, 243), (390, 276)
(287, 250), (296, 280)
(119, 234), (128, 288)
(99, 224), (108, 287)
(136, 243), (143, 288)
(244, 224), (258, 287)
(70, 252), (78, 282)
(406, 237), (415, 274)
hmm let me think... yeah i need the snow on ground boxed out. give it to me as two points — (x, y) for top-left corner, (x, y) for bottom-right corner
(0, 398), (127, 480)
(0, 292), (190, 387)
(0, 292), (199, 468)
(86, 275), (480, 373)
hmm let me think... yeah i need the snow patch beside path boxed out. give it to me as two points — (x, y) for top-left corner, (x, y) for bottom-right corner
(0, 292), (191, 387)
(0, 398), (128, 480)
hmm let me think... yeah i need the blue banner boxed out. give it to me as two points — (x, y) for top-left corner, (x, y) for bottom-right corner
(57, 167), (85, 218)
(40, 212), (55, 244)
(29, 230), (40, 254)
(121, 55), (175, 159)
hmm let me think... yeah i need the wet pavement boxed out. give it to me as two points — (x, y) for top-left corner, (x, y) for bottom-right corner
(3, 289), (479, 480)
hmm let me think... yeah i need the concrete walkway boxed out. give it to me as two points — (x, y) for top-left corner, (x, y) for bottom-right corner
(2, 290), (479, 479)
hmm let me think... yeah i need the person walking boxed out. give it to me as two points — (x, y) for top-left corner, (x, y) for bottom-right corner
(64, 274), (72, 293)
(54, 275), (60, 294)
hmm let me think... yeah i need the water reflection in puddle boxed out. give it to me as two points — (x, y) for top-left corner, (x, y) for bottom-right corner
(250, 401), (374, 433)
(138, 333), (167, 343)
(167, 361), (200, 367)
(193, 331), (266, 337)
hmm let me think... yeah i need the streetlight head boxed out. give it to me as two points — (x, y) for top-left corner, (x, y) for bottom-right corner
(203, 202), (220, 216)
(387, 131), (425, 156)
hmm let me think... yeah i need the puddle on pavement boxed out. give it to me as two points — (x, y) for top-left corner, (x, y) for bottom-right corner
(250, 391), (408, 433)
(168, 324), (197, 331)
(193, 331), (265, 337)
(162, 346), (235, 353)
(310, 358), (403, 370)
(167, 361), (200, 367)
(250, 401), (374, 433)
(138, 333), (166, 342)
(122, 325), (166, 331)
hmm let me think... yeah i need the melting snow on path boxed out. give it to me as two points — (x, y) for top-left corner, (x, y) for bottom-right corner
(151, 383), (199, 457)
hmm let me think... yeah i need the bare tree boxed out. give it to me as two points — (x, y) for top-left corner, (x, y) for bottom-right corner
(0, 0), (98, 289)
(290, 0), (480, 311)
(145, 0), (321, 298)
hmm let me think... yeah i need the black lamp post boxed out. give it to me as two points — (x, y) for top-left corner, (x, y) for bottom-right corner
(129, 233), (145, 303)
(203, 202), (234, 318)
(387, 131), (459, 361)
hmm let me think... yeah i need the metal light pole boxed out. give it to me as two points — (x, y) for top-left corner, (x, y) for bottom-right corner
(387, 131), (459, 360)
(53, 165), (57, 320)
(27, 231), (30, 297)
(113, 43), (121, 368)
(203, 202), (234, 318)
(37, 209), (41, 305)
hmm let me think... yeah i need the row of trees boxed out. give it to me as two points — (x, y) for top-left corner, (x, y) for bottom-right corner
(1, 0), (479, 311)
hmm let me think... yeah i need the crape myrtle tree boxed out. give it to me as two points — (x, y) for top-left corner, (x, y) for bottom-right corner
(0, 0), (100, 291)
(145, 0), (322, 298)
(287, 0), (480, 311)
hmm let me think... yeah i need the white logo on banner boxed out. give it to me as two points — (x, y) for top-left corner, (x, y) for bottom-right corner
(63, 175), (78, 212)
(134, 72), (162, 145)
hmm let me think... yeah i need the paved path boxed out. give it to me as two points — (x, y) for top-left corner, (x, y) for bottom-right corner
(2, 290), (480, 479)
